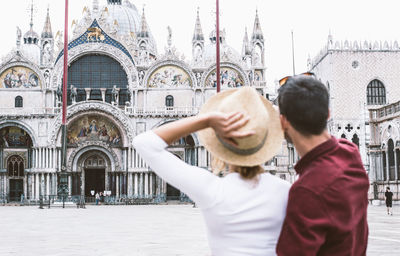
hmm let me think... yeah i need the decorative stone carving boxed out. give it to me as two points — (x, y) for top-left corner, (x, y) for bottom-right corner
(67, 140), (120, 173)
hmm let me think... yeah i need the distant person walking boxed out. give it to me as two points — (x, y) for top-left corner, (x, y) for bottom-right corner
(95, 192), (100, 205)
(385, 187), (393, 215)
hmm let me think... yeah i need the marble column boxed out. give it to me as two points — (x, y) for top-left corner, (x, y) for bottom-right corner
(46, 173), (50, 197)
(128, 148), (132, 168)
(139, 173), (143, 197)
(100, 88), (106, 102)
(24, 173), (28, 199)
(41, 173), (45, 197)
(68, 175), (72, 196)
(123, 149), (127, 171)
(105, 170), (109, 193)
(35, 149), (38, 168)
(49, 149), (52, 169)
(54, 173), (58, 196)
(386, 151), (390, 181)
(81, 170), (85, 197)
(134, 173), (138, 196)
(30, 174), (35, 199)
(27, 174), (32, 199)
(127, 173), (132, 196)
(149, 173), (153, 196)
(116, 174), (120, 197)
(85, 88), (91, 101)
(35, 173), (40, 199)
(144, 173), (148, 197)
(394, 149), (398, 180)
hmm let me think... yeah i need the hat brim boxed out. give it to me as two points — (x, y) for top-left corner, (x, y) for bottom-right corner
(197, 89), (284, 167)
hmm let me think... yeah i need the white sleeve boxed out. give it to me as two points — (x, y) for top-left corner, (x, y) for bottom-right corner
(132, 130), (222, 209)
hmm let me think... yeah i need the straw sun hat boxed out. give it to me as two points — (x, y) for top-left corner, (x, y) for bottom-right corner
(198, 87), (283, 167)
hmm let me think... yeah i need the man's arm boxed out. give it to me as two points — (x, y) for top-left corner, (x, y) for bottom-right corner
(276, 186), (330, 255)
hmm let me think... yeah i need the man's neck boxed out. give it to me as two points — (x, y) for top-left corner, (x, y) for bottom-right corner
(293, 130), (331, 158)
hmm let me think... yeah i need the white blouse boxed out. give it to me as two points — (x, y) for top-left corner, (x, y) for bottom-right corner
(133, 131), (290, 256)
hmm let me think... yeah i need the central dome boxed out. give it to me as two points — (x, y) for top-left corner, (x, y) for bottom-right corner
(105, 0), (141, 36)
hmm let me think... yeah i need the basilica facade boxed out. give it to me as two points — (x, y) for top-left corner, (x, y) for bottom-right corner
(0, 0), (269, 203)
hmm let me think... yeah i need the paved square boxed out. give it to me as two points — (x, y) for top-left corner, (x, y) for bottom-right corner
(0, 204), (399, 255)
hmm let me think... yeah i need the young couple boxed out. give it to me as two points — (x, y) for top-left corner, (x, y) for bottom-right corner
(133, 75), (369, 255)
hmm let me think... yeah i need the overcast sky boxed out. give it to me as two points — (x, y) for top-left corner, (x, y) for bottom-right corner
(1, 0), (399, 87)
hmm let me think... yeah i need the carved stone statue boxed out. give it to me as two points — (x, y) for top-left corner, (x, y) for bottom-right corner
(16, 26), (21, 46)
(111, 85), (118, 103)
(56, 85), (63, 103)
(167, 26), (172, 48)
(70, 85), (77, 103)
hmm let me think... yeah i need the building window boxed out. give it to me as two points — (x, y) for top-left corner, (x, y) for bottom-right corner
(68, 54), (128, 90)
(166, 95), (174, 107)
(15, 96), (23, 108)
(367, 80), (386, 105)
(7, 155), (24, 177)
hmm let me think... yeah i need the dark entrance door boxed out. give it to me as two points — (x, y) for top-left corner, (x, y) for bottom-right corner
(166, 183), (180, 201)
(9, 179), (23, 201)
(85, 169), (105, 197)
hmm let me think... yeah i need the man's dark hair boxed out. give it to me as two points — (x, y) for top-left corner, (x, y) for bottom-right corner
(278, 76), (329, 136)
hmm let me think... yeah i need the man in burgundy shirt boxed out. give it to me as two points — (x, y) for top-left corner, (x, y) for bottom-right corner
(276, 75), (369, 255)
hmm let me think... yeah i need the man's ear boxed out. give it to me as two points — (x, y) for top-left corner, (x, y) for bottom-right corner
(327, 109), (331, 120)
(280, 114), (288, 131)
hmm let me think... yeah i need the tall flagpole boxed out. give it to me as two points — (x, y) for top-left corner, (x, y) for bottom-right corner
(291, 30), (296, 75)
(216, 0), (221, 93)
(59, 0), (69, 208)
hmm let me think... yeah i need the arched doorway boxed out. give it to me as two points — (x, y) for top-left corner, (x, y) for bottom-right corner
(165, 134), (197, 202)
(7, 155), (24, 201)
(84, 154), (106, 197)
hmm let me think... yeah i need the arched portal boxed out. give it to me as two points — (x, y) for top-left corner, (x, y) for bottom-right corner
(165, 134), (197, 202)
(74, 149), (112, 199)
(7, 155), (24, 201)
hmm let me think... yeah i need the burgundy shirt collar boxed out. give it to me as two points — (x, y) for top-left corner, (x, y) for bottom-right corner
(294, 136), (339, 175)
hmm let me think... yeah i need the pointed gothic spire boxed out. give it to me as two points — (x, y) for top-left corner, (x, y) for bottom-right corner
(242, 27), (251, 56)
(251, 9), (264, 42)
(138, 7), (149, 38)
(41, 7), (53, 38)
(193, 7), (204, 42)
(92, 0), (99, 14)
(29, 0), (34, 29)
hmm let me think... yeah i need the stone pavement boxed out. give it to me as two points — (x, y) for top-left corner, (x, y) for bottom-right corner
(0, 204), (398, 256)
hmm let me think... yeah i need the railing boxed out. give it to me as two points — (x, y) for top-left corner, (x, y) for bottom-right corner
(0, 107), (59, 116)
(125, 107), (199, 117)
(369, 101), (400, 121)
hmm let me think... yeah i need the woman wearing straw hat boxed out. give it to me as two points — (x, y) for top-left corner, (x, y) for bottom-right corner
(133, 87), (290, 255)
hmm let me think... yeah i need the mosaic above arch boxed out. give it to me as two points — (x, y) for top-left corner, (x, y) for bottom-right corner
(205, 67), (244, 88)
(0, 127), (32, 148)
(67, 115), (122, 147)
(148, 65), (192, 88)
(0, 66), (40, 89)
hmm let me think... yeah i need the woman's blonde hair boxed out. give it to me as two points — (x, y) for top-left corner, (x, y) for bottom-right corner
(211, 156), (263, 180)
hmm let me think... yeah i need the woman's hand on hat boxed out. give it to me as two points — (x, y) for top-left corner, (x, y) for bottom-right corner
(207, 111), (255, 146)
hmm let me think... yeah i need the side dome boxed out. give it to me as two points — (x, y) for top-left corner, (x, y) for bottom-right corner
(203, 30), (241, 65)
